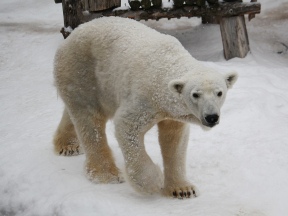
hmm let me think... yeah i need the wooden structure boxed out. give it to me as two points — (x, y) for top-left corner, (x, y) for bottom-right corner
(54, 0), (261, 60)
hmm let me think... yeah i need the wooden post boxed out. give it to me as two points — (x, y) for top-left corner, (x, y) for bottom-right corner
(219, 15), (250, 60)
(62, 0), (81, 30)
(174, 0), (185, 8)
(141, 0), (152, 10)
(128, 0), (141, 10)
(152, 0), (162, 8)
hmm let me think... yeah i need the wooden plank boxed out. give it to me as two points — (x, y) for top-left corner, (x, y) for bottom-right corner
(219, 15), (250, 60)
(85, 0), (121, 11)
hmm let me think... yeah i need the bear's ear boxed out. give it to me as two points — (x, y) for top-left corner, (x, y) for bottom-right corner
(225, 72), (238, 89)
(168, 79), (186, 94)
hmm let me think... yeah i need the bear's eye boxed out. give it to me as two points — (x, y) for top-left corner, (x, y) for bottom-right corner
(192, 93), (200, 98)
(217, 91), (222, 97)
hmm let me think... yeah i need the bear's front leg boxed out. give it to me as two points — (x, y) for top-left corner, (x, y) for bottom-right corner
(114, 109), (164, 194)
(158, 120), (198, 199)
(67, 108), (124, 184)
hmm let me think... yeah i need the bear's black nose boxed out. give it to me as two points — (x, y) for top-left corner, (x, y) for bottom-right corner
(205, 114), (219, 125)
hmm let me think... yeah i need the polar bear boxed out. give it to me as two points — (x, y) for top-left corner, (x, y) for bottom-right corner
(53, 17), (237, 198)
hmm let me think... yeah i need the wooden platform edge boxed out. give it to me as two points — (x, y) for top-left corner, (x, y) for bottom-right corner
(80, 2), (260, 21)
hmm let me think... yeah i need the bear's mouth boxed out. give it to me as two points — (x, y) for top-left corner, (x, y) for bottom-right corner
(204, 122), (219, 128)
(201, 118), (219, 128)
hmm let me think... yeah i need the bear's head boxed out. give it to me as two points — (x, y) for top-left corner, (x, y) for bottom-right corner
(168, 71), (238, 128)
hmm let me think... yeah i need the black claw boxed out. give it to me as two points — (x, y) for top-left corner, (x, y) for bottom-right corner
(59, 149), (63, 155)
(179, 192), (183, 197)
(183, 192), (187, 197)
(173, 191), (177, 197)
(193, 190), (197, 197)
(187, 191), (191, 197)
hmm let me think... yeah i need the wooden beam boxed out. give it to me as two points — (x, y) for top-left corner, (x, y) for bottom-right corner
(81, 2), (260, 21)
(219, 15), (250, 60)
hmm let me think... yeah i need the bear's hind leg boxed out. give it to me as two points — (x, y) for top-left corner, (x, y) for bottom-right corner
(53, 108), (82, 156)
(158, 120), (198, 199)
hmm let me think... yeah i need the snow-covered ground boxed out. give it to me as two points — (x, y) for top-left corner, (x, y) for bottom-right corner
(0, 0), (288, 216)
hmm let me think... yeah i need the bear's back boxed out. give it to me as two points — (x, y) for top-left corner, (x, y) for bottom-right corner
(75, 17), (175, 45)
(65, 17), (185, 60)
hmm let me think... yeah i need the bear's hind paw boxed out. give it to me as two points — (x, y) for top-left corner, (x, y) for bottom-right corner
(86, 163), (125, 184)
(57, 144), (83, 156)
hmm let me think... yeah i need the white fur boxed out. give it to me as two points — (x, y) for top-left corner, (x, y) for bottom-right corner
(53, 17), (237, 197)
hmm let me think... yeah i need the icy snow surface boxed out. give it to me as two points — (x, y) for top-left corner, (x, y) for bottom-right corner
(0, 0), (288, 216)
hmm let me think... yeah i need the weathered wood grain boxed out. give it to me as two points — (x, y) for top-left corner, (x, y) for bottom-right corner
(220, 15), (250, 60)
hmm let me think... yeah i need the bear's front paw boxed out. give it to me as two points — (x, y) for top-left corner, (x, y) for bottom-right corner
(162, 182), (198, 199)
(85, 161), (125, 184)
(127, 163), (164, 194)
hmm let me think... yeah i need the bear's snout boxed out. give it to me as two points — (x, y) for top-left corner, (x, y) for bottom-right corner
(204, 114), (219, 127)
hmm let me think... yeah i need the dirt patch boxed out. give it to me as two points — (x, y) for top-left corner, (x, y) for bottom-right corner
(0, 22), (60, 34)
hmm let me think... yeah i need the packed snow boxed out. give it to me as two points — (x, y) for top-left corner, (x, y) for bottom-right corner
(0, 0), (288, 216)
